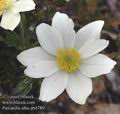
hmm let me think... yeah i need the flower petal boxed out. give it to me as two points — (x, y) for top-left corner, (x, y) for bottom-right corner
(36, 23), (64, 55)
(66, 71), (92, 105)
(0, 10), (20, 30)
(52, 12), (76, 48)
(12, 0), (35, 13)
(75, 20), (104, 50)
(24, 60), (59, 78)
(40, 71), (68, 102)
(79, 39), (109, 59)
(17, 47), (55, 67)
(80, 54), (117, 78)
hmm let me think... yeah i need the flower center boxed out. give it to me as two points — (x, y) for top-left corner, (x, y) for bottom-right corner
(0, 0), (13, 15)
(56, 48), (80, 73)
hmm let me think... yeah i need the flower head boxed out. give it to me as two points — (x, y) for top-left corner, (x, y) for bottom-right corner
(17, 12), (116, 104)
(56, 48), (80, 73)
(0, 0), (35, 30)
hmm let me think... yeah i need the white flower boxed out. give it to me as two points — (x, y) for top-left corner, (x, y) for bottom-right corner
(0, 0), (35, 31)
(17, 12), (116, 105)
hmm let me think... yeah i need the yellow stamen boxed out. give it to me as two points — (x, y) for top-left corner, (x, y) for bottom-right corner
(56, 48), (80, 73)
(0, 0), (13, 15)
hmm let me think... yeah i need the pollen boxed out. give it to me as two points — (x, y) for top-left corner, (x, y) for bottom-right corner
(0, 0), (13, 15)
(56, 48), (80, 73)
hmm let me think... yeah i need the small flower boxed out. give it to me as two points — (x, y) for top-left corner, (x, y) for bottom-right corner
(17, 12), (116, 104)
(0, 0), (35, 30)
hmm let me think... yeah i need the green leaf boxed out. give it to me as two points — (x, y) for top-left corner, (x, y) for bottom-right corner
(15, 76), (33, 95)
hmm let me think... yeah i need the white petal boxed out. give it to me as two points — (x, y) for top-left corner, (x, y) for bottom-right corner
(66, 71), (92, 105)
(40, 71), (68, 102)
(12, 0), (35, 13)
(80, 54), (117, 78)
(75, 20), (104, 50)
(24, 60), (59, 78)
(52, 12), (76, 48)
(36, 23), (64, 55)
(17, 47), (55, 67)
(79, 39), (109, 59)
(0, 10), (20, 30)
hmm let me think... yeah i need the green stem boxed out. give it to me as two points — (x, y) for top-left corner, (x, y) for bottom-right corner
(19, 14), (26, 49)
(20, 22), (25, 46)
